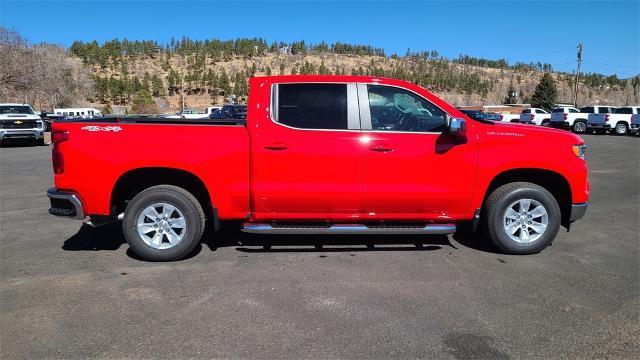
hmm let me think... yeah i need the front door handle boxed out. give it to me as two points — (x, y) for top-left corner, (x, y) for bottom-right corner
(264, 142), (288, 150)
(369, 144), (394, 152)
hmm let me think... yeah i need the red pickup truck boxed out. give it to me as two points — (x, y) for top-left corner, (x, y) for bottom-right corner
(48, 75), (589, 261)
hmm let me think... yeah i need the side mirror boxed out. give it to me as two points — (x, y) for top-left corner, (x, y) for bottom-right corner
(448, 117), (467, 136)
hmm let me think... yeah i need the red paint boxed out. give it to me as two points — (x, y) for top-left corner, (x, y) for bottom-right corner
(52, 75), (589, 224)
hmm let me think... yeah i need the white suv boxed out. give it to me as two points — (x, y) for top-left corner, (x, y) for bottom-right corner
(519, 108), (550, 125)
(0, 103), (45, 146)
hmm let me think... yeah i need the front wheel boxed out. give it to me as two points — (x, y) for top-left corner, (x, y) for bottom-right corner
(483, 182), (561, 254)
(122, 185), (205, 261)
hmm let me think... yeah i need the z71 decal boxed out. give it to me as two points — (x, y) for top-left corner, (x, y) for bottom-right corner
(81, 125), (123, 132)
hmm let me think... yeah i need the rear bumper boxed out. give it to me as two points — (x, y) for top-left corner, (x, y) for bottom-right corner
(47, 188), (85, 220)
(630, 124), (639, 133)
(587, 123), (610, 129)
(570, 202), (588, 222)
(549, 121), (570, 129)
(0, 129), (44, 140)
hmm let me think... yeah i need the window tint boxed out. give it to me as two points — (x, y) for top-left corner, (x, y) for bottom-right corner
(367, 85), (446, 132)
(569, 108), (579, 113)
(580, 107), (594, 113)
(552, 108), (564, 113)
(615, 107), (633, 114)
(276, 83), (348, 130)
(535, 109), (546, 114)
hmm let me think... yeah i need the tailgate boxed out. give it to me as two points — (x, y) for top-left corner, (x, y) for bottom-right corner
(588, 113), (606, 125)
(550, 113), (565, 122)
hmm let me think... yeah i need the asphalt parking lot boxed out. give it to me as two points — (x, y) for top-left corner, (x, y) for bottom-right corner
(1, 134), (638, 359)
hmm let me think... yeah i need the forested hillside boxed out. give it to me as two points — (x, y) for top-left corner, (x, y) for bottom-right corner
(2, 28), (638, 113)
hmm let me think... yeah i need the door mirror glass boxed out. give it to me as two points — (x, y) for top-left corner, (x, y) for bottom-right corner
(448, 118), (467, 136)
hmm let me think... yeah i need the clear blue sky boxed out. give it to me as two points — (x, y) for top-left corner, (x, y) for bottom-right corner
(1, 0), (638, 77)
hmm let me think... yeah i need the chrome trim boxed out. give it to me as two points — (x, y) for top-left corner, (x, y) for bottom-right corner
(346, 83), (360, 130)
(269, 82), (362, 133)
(357, 83), (372, 129)
(242, 223), (456, 235)
(47, 188), (85, 220)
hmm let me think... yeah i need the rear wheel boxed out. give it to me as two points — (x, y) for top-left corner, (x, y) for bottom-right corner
(572, 121), (587, 134)
(614, 122), (628, 135)
(122, 185), (205, 261)
(541, 119), (550, 126)
(483, 182), (560, 255)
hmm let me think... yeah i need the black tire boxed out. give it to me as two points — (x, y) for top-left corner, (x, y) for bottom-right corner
(541, 119), (550, 126)
(572, 121), (587, 134)
(614, 122), (628, 136)
(122, 185), (205, 261)
(482, 182), (561, 255)
(35, 138), (45, 146)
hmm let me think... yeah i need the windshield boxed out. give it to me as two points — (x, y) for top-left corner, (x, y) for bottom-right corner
(0, 105), (34, 114)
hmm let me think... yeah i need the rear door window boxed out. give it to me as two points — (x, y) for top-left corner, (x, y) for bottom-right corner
(615, 107), (633, 114)
(580, 107), (595, 113)
(275, 83), (348, 130)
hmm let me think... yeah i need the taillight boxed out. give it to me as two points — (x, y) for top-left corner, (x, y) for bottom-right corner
(605, 114), (610, 122)
(564, 113), (568, 120)
(51, 130), (69, 143)
(51, 130), (68, 174)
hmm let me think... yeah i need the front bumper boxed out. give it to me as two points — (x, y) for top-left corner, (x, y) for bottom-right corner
(570, 202), (588, 222)
(630, 124), (639, 134)
(47, 188), (85, 220)
(0, 128), (44, 140)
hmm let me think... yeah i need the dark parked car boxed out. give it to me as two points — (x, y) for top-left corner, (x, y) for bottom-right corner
(39, 113), (67, 132)
(210, 105), (247, 120)
(460, 109), (487, 120)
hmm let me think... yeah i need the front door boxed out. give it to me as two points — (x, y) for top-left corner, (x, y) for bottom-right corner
(359, 84), (478, 221)
(251, 83), (364, 221)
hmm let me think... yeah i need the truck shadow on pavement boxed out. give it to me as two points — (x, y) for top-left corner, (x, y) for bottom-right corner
(61, 222), (498, 258)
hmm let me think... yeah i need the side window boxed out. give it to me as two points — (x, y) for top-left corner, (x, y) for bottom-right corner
(535, 109), (546, 114)
(569, 108), (579, 113)
(580, 107), (594, 113)
(275, 83), (348, 130)
(366, 85), (447, 132)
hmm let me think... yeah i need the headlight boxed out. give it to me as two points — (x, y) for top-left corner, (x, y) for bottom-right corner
(572, 144), (587, 159)
(36, 120), (44, 129)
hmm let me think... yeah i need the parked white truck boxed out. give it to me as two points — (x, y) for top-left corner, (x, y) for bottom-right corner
(519, 108), (551, 125)
(588, 106), (639, 135)
(163, 106), (221, 119)
(584, 105), (618, 134)
(549, 106), (590, 133)
(0, 103), (45, 146)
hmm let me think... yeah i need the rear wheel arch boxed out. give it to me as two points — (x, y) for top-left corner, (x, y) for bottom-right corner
(110, 167), (218, 228)
(481, 168), (572, 228)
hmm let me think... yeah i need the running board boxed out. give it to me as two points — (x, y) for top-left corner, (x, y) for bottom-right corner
(241, 223), (456, 235)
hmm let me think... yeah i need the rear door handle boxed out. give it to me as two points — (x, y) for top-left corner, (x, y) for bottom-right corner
(264, 142), (288, 150)
(369, 144), (394, 152)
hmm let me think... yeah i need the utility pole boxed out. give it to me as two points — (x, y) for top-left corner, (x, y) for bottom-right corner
(573, 43), (583, 107)
(181, 78), (185, 111)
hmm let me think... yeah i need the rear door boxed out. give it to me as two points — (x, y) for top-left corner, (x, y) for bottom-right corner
(358, 84), (478, 221)
(250, 83), (364, 221)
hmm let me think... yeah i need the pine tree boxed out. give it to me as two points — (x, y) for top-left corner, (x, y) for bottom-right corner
(531, 73), (558, 111)
(504, 79), (518, 104)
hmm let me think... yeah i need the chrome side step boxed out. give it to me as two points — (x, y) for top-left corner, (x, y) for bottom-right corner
(241, 223), (456, 235)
